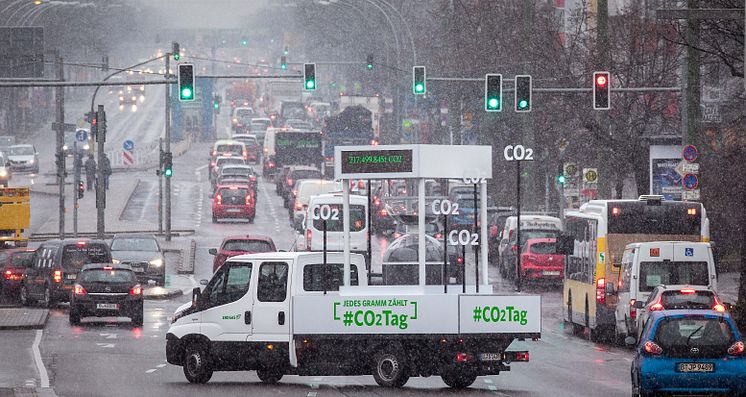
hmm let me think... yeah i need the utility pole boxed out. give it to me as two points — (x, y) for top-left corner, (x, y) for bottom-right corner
(158, 137), (163, 235)
(95, 105), (106, 239)
(73, 142), (80, 238)
(165, 55), (172, 241)
(54, 55), (65, 239)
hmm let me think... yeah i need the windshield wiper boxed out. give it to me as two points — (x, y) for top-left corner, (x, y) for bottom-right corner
(686, 325), (704, 348)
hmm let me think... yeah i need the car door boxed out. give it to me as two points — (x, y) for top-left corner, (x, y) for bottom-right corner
(200, 261), (255, 342)
(250, 261), (290, 342)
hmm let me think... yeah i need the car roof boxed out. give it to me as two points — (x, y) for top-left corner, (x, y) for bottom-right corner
(526, 238), (556, 244)
(0, 247), (36, 256)
(213, 139), (244, 146)
(221, 235), (275, 243)
(653, 284), (714, 292)
(39, 238), (109, 246)
(81, 263), (132, 271)
(231, 134), (258, 139)
(112, 233), (156, 239)
(221, 164), (254, 170)
(649, 309), (731, 321)
(252, 118), (271, 122)
(289, 165), (320, 172)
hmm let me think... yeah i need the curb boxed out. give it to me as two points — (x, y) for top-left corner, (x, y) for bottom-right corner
(0, 310), (49, 330)
(117, 178), (141, 222)
(144, 289), (183, 301)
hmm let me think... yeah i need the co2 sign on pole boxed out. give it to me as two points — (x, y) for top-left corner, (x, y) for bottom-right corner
(503, 145), (534, 161)
(311, 204), (340, 221)
(431, 199), (459, 216)
(448, 230), (479, 246)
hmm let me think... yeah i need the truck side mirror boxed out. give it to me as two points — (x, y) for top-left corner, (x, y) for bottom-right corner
(192, 287), (201, 307)
(208, 248), (217, 255)
(199, 279), (208, 286)
(556, 234), (574, 255)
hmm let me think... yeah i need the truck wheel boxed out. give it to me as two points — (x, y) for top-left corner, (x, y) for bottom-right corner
(372, 347), (409, 387)
(441, 370), (477, 389)
(256, 369), (283, 384)
(183, 344), (213, 384)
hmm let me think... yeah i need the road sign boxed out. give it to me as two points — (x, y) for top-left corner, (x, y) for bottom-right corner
(122, 150), (134, 166)
(682, 189), (700, 201)
(75, 129), (88, 142)
(682, 173), (699, 190)
(583, 168), (598, 183)
(564, 163), (578, 177)
(52, 122), (77, 132)
(681, 162), (699, 174)
(123, 140), (134, 151)
(682, 145), (698, 162)
(558, 138), (569, 152)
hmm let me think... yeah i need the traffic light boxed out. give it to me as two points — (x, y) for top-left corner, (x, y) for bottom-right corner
(283, 46), (289, 56)
(101, 56), (108, 72)
(213, 94), (221, 112)
(280, 56), (287, 70)
(172, 42), (180, 61)
(413, 66), (426, 95)
(366, 54), (373, 70)
(593, 71), (610, 110)
(241, 37), (248, 46)
(484, 73), (502, 111)
(303, 63), (316, 91)
(163, 152), (173, 177)
(557, 174), (566, 185)
(78, 181), (85, 199)
(514, 75), (532, 112)
(178, 64), (195, 101)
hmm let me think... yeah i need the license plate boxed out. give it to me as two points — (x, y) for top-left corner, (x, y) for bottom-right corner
(96, 303), (119, 310)
(678, 362), (714, 372)
(479, 353), (501, 361)
(66, 274), (77, 280)
(543, 271), (560, 276)
(227, 208), (241, 213)
(132, 267), (144, 273)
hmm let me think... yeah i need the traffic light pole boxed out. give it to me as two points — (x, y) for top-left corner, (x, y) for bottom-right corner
(73, 141), (79, 238)
(55, 55), (65, 239)
(95, 105), (106, 240)
(165, 55), (172, 241)
(158, 138), (163, 235)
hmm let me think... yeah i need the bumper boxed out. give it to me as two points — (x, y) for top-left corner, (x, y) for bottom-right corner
(1, 279), (22, 292)
(51, 282), (73, 301)
(121, 262), (165, 284)
(166, 334), (184, 365)
(639, 358), (746, 395)
(71, 297), (143, 318)
(212, 206), (255, 219)
(521, 265), (563, 281)
(9, 163), (37, 172)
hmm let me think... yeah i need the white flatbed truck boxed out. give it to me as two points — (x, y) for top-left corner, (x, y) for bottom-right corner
(166, 145), (543, 388)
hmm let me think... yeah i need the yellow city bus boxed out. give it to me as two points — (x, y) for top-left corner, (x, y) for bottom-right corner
(562, 195), (708, 340)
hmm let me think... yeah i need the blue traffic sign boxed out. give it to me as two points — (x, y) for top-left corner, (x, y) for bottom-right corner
(123, 139), (134, 151)
(75, 129), (88, 142)
(682, 145), (698, 162)
(682, 173), (699, 190)
(685, 247), (694, 257)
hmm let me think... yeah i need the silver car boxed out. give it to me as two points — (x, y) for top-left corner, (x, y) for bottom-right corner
(110, 234), (166, 286)
(7, 144), (39, 174)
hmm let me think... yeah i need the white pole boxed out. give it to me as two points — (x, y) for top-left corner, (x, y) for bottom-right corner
(418, 178), (426, 286)
(343, 180), (351, 286)
(480, 179), (489, 287)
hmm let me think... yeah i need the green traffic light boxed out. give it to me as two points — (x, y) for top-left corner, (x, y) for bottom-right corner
(213, 102), (219, 109)
(488, 97), (500, 109)
(367, 63), (373, 70)
(518, 99), (528, 109)
(164, 168), (173, 177)
(557, 175), (566, 184)
(181, 87), (192, 99)
(241, 40), (248, 46)
(414, 83), (424, 93)
(281, 64), (287, 70)
(173, 53), (180, 61)
(306, 80), (315, 89)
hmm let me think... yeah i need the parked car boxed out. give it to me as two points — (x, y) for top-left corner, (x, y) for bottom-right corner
(630, 309), (746, 396)
(0, 248), (35, 300)
(21, 239), (112, 306)
(6, 144), (39, 173)
(212, 184), (255, 223)
(208, 235), (277, 273)
(69, 263), (143, 326)
(110, 234), (166, 286)
(634, 285), (725, 339)
(0, 152), (11, 187)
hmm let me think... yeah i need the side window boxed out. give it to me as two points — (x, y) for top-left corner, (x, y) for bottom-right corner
(0, 253), (7, 266)
(203, 262), (253, 309)
(204, 266), (228, 309)
(33, 248), (44, 268)
(257, 262), (289, 302)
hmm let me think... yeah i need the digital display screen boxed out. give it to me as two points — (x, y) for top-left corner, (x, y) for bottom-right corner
(341, 149), (413, 174)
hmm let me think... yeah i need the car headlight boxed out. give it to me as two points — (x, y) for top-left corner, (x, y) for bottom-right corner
(0, 169), (7, 177)
(149, 258), (163, 267)
(62, 144), (69, 151)
(29, 159), (34, 164)
(112, 259), (120, 264)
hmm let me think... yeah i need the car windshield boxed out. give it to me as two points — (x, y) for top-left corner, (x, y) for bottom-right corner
(80, 269), (137, 283)
(233, 136), (258, 146)
(111, 238), (158, 252)
(519, 231), (559, 246)
(9, 146), (34, 155)
(216, 144), (242, 154)
(251, 120), (270, 130)
(530, 242), (556, 254)
(221, 168), (251, 177)
(62, 244), (111, 269)
(660, 291), (716, 309)
(639, 261), (709, 292)
(222, 240), (273, 252)
(218, 187), (249, 202)
(217, 158), (245, 167)
(235, 109), (253, 118)
(654, 317), (734, 357)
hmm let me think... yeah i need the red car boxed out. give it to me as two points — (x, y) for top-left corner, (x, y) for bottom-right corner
(209, 235), (277, 272)
(0, 248), (35, 299)
(212, 184), (255, 223)
(518, 238), (564, 282)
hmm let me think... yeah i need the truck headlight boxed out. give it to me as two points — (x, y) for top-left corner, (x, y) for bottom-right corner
(0, 169), (7, 177)
(149, 258), (163, 267)
(29, 159), (34, 164)
(112, 259), (120, 264)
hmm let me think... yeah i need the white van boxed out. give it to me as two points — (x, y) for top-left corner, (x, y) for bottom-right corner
(304, 193), (368, 253)
(497, 215), (562, 278)
(613, 241), (717, 339)
(291, 180), (342, 223)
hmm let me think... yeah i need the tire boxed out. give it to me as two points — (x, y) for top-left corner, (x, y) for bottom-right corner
(212, 216), (217, 224)
(183, 344), (213, 384)
(20, 284), (34, 306)
(256, 369), (283, 384)
(372, 346), (409, 388)
(131, 310), (144, 327)
(69, 308), (81, 325)
(40, 285), (52, 308)
(248, 217), (255, 224)
(441, 370), (477, 389)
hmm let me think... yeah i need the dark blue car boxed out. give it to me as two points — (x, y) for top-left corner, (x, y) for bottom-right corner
(631, 309), (746, 396)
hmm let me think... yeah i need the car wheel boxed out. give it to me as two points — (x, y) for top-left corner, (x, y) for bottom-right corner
(183, 344), (213, 384)
(441, 369), (477, 389)
(131, 310), (144, 327)
(212, 216), (217, 223)
(69, 308), (81, 325)
(40, 285), (52, 308)
(256, 369), (283, 384)
(248, 217), (255, 224)
(20, 284), (33, 306)
(371, 346), (409, 387)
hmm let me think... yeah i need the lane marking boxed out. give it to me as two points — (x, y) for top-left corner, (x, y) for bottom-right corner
(145, 369), (157, 374)
(32, 329), (50, 388)
(307, 392), (317, 397)
(195, 164), (209, 172)
(157, 363), (166, 368)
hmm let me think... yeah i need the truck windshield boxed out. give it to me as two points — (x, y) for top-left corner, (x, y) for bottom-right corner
(639, 261), (709, 292)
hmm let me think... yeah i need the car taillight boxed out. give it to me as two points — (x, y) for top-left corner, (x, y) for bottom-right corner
(287, 178), (293, 186)
(457, 257), (464, 265)
(4, 270), (11, 280)
(511, 245), (518, 253)
(373, 198), (381, 207)
(73, 284), (87, 295)
(215, 194), (222, 205)
(455, 353), (471, 362)
(644, 341), (662, 355)
(242, 150), (248, 160)
(129, 285), (142, 295)
(435, 233), (443, 239)
(268, 162), (275, 168)
(596, 278), (606, 304)
(295, 201), (303, 210)
(379, 209), (388, 216)
(489, 225), (498, 238)
(245, 195), (252, 205)
(250, 176), (256, 182)
(292, 189), (298, 197)
(212, 150), (217, 156)
(713, 303), (726, 312)
(53, 270), (62, 283)
(306, 229), (312, 248)
(629, 299), (637, 319)
(728, 341), (745, 355)
(649, 296), (664, 311)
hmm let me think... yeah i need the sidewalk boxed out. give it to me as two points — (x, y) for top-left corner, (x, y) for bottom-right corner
(0, 308), (48, 330)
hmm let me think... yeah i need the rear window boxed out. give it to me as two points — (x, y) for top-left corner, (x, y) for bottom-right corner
(11, 252), (34, 267)
(291, 170), (321, 180)
(62, 244), (111, 269)
(217, 144), (242, 154)
(222, 239), (274, 253)
(236, 109), (253, 118)
(234, 137), (259, 146)
(221, 167), (251, 176)
(218, 188), (249, 203)
(312, 204), (366, 232)
(639, 261), (709, 292)
(654, 317), (734, 357)
(530, 242), (556, 254)
(217, 158), (245, 167)
(660, 290), (716, 309)
(79, 269), (136, 283)
(303, 264), (359, 291)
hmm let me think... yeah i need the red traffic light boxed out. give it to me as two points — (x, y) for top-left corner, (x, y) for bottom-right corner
(595, 75), (608, 87)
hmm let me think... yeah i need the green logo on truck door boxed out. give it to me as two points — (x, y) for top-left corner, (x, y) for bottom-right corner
(222, 314), (242, 320)
(333, 299), (418, 330)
